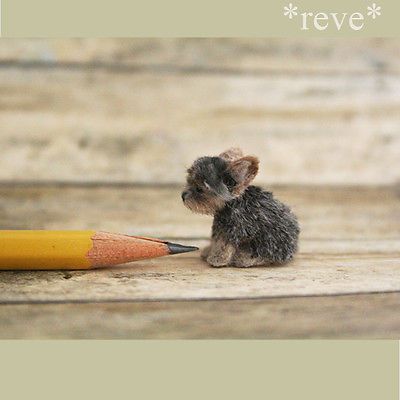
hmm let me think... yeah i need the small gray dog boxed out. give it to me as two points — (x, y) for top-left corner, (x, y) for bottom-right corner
(182, 148), (299, 267)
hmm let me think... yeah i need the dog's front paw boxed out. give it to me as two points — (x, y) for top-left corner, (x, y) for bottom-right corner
(207, 254), (229, 268)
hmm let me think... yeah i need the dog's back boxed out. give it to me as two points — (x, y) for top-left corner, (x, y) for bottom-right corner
(213, 186), (300, 263)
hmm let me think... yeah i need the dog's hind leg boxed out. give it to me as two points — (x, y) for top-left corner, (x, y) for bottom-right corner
(231, 251), (267, 268)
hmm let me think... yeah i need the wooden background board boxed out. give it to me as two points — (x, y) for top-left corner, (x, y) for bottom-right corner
(0, 39), (399, 185)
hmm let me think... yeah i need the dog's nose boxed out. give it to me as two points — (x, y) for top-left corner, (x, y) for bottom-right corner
(181, 191), (189, 201)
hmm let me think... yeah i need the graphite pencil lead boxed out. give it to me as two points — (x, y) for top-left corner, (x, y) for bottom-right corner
(166, 242), (199, 255)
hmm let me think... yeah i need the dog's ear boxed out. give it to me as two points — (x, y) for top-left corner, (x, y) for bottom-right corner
(228, 156), (259, 194)
(219, 148), (244, 162)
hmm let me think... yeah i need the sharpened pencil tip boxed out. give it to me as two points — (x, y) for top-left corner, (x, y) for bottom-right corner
(166, 242), (199, 255)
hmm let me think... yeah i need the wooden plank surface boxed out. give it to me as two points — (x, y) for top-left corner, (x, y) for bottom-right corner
(0, 184), (398, 239)
(1, 39), (400, 73)
(0, 185), (398, 303)
(1, 292), (399, 339)
(0, 68), (399, 184)
(0, 249), (398, 302)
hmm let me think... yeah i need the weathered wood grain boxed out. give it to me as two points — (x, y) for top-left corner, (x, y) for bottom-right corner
(0, 243), (399, 302)
(0, 39), (398, 339)
(0, 68), (399, 184)
(1, 292), (399, 338)
(1, 39), (400, 73)
(0, 185), (398, 239)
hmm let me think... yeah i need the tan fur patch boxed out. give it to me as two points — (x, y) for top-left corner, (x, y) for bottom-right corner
(219, 147), (244, 162)
(230, 156), (259, 195)
(183, 195), (225, 215)
(231, 252), (267, 267)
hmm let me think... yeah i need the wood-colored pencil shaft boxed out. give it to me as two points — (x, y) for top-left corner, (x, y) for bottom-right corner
(0, 230), (198, 270)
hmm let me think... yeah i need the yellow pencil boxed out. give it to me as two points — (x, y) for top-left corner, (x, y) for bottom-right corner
(0, 230), (198, 270)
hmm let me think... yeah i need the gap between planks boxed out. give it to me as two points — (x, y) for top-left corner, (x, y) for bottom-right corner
(2, 38), (400, 74)
(1, 60), (399, 77)
(0, 180), (396, 189)
(0, 289), (400, 306)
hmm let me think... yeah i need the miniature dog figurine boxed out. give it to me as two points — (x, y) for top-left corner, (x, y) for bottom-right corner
(182, 148), (300, 267)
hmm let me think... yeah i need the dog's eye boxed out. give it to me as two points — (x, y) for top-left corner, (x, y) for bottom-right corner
(223, 174), (236, 190)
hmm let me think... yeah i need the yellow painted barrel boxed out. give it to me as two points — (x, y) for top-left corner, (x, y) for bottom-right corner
(0, 230), (95, 269)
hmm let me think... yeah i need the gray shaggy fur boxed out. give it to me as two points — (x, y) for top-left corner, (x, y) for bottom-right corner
(182, 148), (300, 267)
(213, 185), (299, 263)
